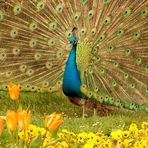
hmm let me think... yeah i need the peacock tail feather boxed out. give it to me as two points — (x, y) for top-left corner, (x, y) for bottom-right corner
(0, 0), (148, 112)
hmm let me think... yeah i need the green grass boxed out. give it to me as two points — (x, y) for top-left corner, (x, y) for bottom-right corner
(0, 91), (148, 136)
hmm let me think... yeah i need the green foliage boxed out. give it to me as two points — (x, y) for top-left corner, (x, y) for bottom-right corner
(29, 135), (42, 148)
(0, 92), (147, 136)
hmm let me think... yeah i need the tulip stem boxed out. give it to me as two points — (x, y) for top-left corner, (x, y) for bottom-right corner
(11, 132), (15, 148)
(24, 129), (27, 147)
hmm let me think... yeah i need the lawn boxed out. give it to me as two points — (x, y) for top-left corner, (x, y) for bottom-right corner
(0, 91), (148, 147)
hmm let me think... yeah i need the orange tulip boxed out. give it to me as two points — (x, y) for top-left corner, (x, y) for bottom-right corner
(45, 112), (63, 131)
(8, 82), (20, 101)
(17, 109), (31, 130)
(0, 117), (4, 136)
(6, 110), (18, 132)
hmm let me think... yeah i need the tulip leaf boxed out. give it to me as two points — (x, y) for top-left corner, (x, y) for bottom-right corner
(18, 139), (25, 148)
(29, 134), (42, 148)
(44, 138), (61, 147)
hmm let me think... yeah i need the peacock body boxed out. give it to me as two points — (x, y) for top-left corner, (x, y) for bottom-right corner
(63, 36), (82, 98)
(0, 0), (148, 112)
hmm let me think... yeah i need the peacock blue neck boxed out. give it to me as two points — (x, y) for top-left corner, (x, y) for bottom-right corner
(63, 44), (83, 97)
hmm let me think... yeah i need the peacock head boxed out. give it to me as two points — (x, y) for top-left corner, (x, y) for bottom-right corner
(69, 36), (77, 45)
(69, 27), (77, 45)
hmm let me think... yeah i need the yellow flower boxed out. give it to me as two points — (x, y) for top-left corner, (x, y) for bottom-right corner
(0, 117), (4, 136)
(129, 123), (138, 136)
(77, 132), (88, 143)
(137, 139), (148, 148)
(45, 112), (63, 131)
(129, 123), (138, 131)
(6, 110), (18, 132)
(134, 141), (140, 148)
(55, 141), (68, 148)
(111, 130), (123, 140)
(84, 141), (94, 148)
(117, 139), (123, 146)
(8, 82), (20, 101)
(61, 129), (69, 134)
(18, 131), (24, 139)
(88, 132), (96, 140)
(123, 130), (130, 138)
(46, 146), (55, 148)
(123, 139), (133, 147)
(102, 140), (112, 148)
(146, 128), (148, 136)
(58, 133), (65, 139)
(27, 124), (39, 137)
(138, 129), (146, 136)
(141, 122), (148, 129)
(96, 132), (104, 138)
(17, 109), (31, 130)
(95, 137), (103, 145)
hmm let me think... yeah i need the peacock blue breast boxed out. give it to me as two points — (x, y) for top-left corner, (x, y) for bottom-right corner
(63, 44), (83, 97)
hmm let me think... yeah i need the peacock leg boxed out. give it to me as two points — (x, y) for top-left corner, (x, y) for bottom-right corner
(93, 108), (97, 116)
(82, 100), (85, 118)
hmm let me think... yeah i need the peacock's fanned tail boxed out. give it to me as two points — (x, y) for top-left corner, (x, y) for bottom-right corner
(0, 0), (148, 112)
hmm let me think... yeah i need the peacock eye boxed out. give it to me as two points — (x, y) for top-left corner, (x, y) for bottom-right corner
(136, 57), (142, 65)
(103, 17), (111, 26)
(49, 22), (57, 30)
(34, 53), (41, 61)
(88, 10), (94, 18)
(82, 84), (86, 89)
(102, 0), (110, 4)
(42, 81), (49, 87)
(74, 12), (81, 22)
(29, 39), (37, 48)
(66, 30), (72, 38)
(133, 31), (141, 39)
(112, 81), (117, 87)
(82, 0), (88, 4)
(48, 39), (56, 46)
(13, 5), (22, 15)
(124, 73), (129, 79)
(90, 28), (96, 37)
(56, 4), (63, 13)
(99, 35), (105, 41)
(141, 8), (148, 17)
(116, 29), (125, 37)
(6, 71), (12, 78)
(105, 95), (108, 99)
(37, 2), (46, 11)
(123, 7), (132, 17)
(100, 96), (103, 99)
(100, 68), (105, 74)
(130, 83), (136, 89)
(13, 47), (20, 55)
(27, 85), (30, 88)
(108, 45), (115, 52)
(29, 22), (38, 31)
(75, 16), (78, 19)
(81, 30), (86, 36)
(10, 29), (18, 38)
(113, 62), (119, 67)
(26, 69), (34, 77)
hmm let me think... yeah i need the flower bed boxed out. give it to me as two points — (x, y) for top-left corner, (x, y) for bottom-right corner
(18, 122), (148, 148)
(0, 82), (147, 147)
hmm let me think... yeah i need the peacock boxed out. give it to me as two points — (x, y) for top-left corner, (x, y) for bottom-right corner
(0, 0), (148, 116)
